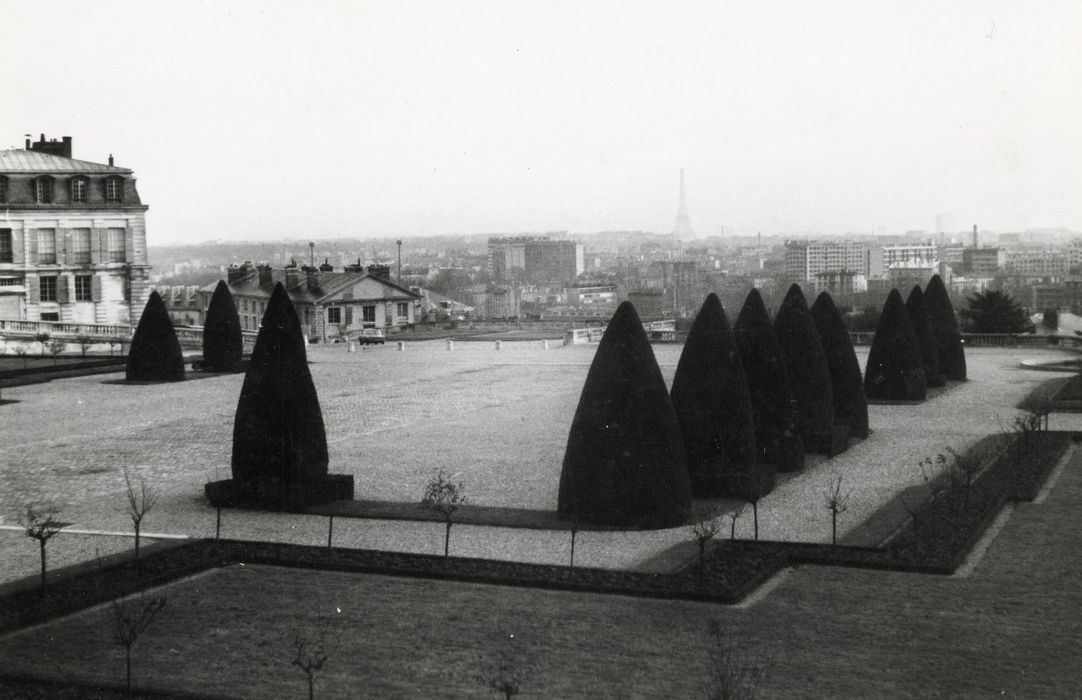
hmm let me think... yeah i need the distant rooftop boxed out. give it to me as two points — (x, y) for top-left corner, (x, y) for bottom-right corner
(0, 149), (130, 174)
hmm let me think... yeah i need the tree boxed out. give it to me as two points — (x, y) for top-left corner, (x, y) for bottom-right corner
(48, 337), (65, 365)
(960, 289), (1034, 334)
(734, 289), (804, 473)
(126, 291), (185, 382)
(76, 334), (93, 358)
(905, 286), (945, 388)
(670, 294), (757, 497)
(477, 634), (527, 700)
(20, 504), (67, 593)
(688, 508), (724, 585)
(123, 468), (159, 558)
(291, 625), (332, 700)
(924, 275), (966, 381)
(774, 284), (834, 453)
(705, 620), (769, 700)
(111, 595), (166, 698)
(202, 280), (244, 372)
(823, 475), (852, 545)
(211, 282), (353, 511)
(810, 292), (869, 440)
(14, 345), (28, 368)
(34, 332), (50, 358)
(865, 289), (926, 401)
(558, 301), (692, 527)
(421, 469), (467, 556)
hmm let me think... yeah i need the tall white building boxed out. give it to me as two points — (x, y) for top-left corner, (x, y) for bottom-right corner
(784, 240), (871, 282)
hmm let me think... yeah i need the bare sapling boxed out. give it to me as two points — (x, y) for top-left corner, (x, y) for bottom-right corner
(688, 507), (724, 584)
(20, 503), (67, 593)
(421, 469), (467, 556)
(123, 468), (160, 558)
(111, 595), (166, 698)
(823, 476), (852, 545)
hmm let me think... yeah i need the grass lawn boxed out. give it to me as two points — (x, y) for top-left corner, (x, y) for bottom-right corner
(1, 445), (1080, 698)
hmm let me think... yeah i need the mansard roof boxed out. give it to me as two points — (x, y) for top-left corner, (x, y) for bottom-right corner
(0, 149), (132, 174)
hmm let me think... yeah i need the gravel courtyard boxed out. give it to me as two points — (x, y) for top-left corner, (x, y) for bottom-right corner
(0, 341), (1076, 585)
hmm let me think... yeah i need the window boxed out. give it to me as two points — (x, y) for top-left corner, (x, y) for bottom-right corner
(34, 177), (53, 204)
(75, 275), (93, 302)
(38, 229), (57, 264)
(0, 229), (12, 263)
(0, 176), (7, 203)
(104, 177), (122, 203)
(107, 228), (125, 262)
(41, 312), (59, 321)
(71, 177), (88, 203)
(327, 307), (342, 324)
(39, 276), (57, 302)
(362, 305), (376, 325)
(344, 305), (353, 326)
(71, 228), (91, 264)
(397, 302), (409, 318)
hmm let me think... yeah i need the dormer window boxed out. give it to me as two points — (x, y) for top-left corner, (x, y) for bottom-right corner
(70, 176), (89, 203)
(104, 176), (123, 203)
(33, 176), (54, 204)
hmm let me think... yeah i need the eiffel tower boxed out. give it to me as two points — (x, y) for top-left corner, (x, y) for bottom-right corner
(671, 168), (694, 248)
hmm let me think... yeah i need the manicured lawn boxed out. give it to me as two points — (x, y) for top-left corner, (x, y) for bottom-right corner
(1, 446), (1079, 698)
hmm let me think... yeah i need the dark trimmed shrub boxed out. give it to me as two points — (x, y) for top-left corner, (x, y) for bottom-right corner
(558, 301), (692, 527)
(202, 281), (244, 372)
(218, 282), (352, 511)
(670, 294), (760, 497)
(774, 284), (835, 451)
(924, 274), (966, 381)
(865, 289), (927, 401)
(810, 292), (869, 440)
(905, 285), (945, 388)
(734, 289), (804, 472)
(126, 291), (184, 382)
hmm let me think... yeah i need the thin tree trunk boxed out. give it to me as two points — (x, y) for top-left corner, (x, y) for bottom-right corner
(327, 516), (334, 548)
(216, 507), (221, 540)
(39, 540), (47, 592)
(444, 520), (452, 556)
(831, 511), (837, 545)
(753, 502), (759, 540)
(126, 646), (132, 697)
(134, 522), (140, 558)
(307, 672), (314, 700)
(569, 530), (577, 570)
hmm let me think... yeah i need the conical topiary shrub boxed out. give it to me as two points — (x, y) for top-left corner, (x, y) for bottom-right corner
(126, 291), (185, 382)
(734, 289), (804, 472)
(865, 289), (927, 401)
(202, 281), (244, 372)
(925, 274), (966, 381)
(905, 285), (945, 388)
(206, 282), (353, 511)
(810, 292), (869, 440)
(670, 293), (761, 497)
(774, 284), (836, 454)
(558, 301), (692, 528)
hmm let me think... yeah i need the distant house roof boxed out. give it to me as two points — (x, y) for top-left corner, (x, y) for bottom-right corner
(202, 269), (420, 305)
(0, 149), (131, 174)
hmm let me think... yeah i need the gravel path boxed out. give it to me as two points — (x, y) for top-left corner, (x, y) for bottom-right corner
(0, 342), (1074, 585)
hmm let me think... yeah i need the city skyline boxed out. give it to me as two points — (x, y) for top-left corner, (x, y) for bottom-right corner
(3, 1), (1080, 245)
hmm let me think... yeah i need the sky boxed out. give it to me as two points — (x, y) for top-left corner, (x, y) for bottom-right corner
(3, 1), (1081, 246)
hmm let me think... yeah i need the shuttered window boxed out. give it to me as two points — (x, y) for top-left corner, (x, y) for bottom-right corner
(39, 276), (57, 302)
(0, 229), (12, 264)
(71, 228), (91, 264)
(38, 229), (57, 264)
(75, 275), (93, 301)
(107, 228), (125, 262)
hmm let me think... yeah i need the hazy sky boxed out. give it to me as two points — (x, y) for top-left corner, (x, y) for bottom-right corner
(4, 1), (1080, 245)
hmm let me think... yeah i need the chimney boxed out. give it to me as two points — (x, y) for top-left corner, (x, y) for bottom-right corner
(24, 137), (30, 150)
(319, 257), (334, 272)
(284, 260), (300, 289)
(972, 224), (979, 248)
(345, 257), (364, 273)
(108, 153), (114, 167)
(227, 263), (251, 284)
(28, 134), (73, 158)
(256, 263), (273, 287)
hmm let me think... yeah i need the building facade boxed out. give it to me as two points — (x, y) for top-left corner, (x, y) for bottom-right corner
(488, 235), (584, 283)
(784, 240), (871, 282)
(0, 135), (151, 324)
